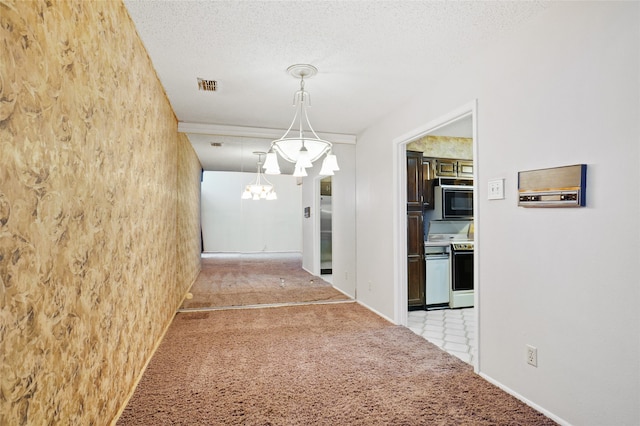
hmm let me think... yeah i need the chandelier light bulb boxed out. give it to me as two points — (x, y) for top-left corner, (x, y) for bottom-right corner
(324, 153), (339, 171)
(293, 165), (308, 177)
(319, 151), (340, 176)
(319, 161), (334, 176)
(295, 144), (313, 169)
(263, 151), (281, 175)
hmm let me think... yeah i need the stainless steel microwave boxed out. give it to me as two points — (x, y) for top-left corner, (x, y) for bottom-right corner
(433, 184), (474, 220)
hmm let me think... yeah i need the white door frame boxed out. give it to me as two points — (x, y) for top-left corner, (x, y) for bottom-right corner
(314, 175), (332, 277)
(391, 100), (479, 372)
(309, 174), (322, 276)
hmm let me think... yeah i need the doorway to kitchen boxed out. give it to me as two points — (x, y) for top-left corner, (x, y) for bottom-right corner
(392, 100), (478, 371)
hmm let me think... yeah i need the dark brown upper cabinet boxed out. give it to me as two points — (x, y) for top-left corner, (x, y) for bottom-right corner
(435, 159), (474, 179)
(406, 151), (423, 210)
(422, 158), (434, 210)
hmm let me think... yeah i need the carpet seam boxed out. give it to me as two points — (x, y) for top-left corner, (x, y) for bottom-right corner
(176, 298), (356, 313)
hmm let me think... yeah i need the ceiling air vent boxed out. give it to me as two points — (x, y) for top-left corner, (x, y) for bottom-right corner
(197, 78), (217, 92)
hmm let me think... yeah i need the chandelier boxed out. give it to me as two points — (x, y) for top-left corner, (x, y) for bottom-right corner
(263, 64), (340, 177)
(241, 152), (277, 200)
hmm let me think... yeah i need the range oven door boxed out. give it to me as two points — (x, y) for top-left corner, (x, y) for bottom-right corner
(450, 248), (474, 308)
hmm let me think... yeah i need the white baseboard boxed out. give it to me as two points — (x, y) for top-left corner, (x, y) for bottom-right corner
(478, 372), (571, 426)
(355, 300), (395, 324)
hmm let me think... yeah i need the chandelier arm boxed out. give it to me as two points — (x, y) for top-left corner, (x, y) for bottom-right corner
(261, 173), (274, 187)
(301, 105), (318, 140)
(277, 101), (301, 141)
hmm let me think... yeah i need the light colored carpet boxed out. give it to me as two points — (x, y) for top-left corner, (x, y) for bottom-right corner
(180, 253), (350, 310)
(118, 303), (556, 425)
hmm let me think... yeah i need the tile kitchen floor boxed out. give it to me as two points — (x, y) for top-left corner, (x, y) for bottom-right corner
(408, 307), (476, 365)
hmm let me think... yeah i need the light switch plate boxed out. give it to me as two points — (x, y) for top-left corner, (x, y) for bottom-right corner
(488, 178), (505, 200)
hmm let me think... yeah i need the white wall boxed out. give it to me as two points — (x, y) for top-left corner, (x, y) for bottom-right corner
(301, 143), (357, 297)
(355, 2), (639, 425)
(201, 171), (302, 252)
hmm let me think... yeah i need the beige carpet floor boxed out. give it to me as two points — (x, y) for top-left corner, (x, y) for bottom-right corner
(118, 303), (556, 425)
(180, 253), (350, 310)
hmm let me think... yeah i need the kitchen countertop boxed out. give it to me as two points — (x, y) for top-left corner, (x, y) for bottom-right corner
(424, 240), (454, 247)
(425, 238), (473, 247)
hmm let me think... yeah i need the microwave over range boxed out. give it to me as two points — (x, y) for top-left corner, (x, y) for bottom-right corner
(432, 181), (474, 220)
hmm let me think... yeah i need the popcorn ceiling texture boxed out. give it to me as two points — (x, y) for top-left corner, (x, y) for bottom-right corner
(407, 135), (473, 160)
(0, 1), (202, 424)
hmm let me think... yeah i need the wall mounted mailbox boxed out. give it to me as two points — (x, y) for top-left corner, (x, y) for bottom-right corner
(518, 164), (587, 207)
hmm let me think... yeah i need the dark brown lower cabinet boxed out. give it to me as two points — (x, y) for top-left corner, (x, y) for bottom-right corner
(407, 210), (425, 309)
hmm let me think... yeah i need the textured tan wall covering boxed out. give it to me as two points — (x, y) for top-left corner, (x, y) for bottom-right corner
(0, 1), (201, 424)
(407, 135), (473, 160)
(177, 133), (202, 283)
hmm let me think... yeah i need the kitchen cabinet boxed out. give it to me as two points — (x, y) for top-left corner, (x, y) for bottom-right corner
(406, 151), (423, 209)
(407, 152), (435, 210)
(457, 160), (473, 178)
(407, 210), (425, 309)
(422, 158), (434, 210)
(406, 151), (426, 309)
(435, 159), (473, 179)
(436, 159), (457, 177)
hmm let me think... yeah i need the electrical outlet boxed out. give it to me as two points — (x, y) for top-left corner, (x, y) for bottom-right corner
(488, 178), (505, 200)
(526, 345), (538, 367)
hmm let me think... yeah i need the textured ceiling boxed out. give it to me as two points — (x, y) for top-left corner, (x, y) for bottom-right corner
(124, 1), (552, 171)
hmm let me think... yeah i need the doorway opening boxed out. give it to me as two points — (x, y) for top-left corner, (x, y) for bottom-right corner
(320, 177), (333, 276)
(393, 100), (478, 371)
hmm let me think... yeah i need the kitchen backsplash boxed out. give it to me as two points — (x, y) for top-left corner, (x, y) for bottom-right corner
(407, 135), (473, 160)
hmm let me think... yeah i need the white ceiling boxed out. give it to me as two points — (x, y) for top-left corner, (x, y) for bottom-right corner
(124, 1), (551, 172)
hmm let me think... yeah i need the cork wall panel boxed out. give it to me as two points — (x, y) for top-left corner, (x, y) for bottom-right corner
(0, 1), (201, 424)
(407, 135), (473, 160)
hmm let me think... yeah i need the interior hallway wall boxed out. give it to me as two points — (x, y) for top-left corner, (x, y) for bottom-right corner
(201, 171), (302, 252)
(177, 134), (203, 288)
(0, 1), (202, 424)
(301, 143), (357, 298)
(354, 2), (639, 425)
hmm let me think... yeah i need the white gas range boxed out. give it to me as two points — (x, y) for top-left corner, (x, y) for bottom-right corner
(425, 220), (474, 309)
